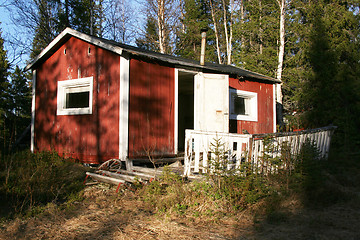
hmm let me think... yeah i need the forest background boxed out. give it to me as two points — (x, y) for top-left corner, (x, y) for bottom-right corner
(0, 0), (359, 156)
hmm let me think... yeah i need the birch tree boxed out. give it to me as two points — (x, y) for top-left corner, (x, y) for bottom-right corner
(208, 0), (238, 64)
(102, 0), (135, 43)
(140, 0), (180, 54)
(275, 0), (286, 123)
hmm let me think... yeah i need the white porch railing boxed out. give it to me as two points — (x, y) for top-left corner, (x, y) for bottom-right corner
(183, 126), (336, 177)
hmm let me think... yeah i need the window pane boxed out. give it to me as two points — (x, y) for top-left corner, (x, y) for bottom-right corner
(233, 95), (246, 115)
(66, 91), (89, 108)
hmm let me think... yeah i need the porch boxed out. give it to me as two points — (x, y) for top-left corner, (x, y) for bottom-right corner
(86, 126), (336, 188)
(184, 126), (336, 177)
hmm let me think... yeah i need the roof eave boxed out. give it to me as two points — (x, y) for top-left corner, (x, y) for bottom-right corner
(25, 28), (124, 71)
(25, 28), (280, 84)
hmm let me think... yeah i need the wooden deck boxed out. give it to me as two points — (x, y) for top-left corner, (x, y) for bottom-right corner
(86, 126), (336, 188)
(184, 126), (337, 177)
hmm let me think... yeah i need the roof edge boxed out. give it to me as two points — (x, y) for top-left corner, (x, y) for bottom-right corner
(25, 28), (124, 71)
(24, 28), (280, 84)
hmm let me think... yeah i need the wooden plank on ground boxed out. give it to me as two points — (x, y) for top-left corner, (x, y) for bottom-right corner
(115, 169), (155, 180)
(97, 170), (139, 182)
(86, 172), (125, 185)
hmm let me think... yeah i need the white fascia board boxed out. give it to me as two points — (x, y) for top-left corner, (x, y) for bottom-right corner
(30, 70), (36, 152)
(119, 55), (130, 160)
(273, 84), (277, 133)
(25, 28), (123, 71)
(174, 69), (179, 154)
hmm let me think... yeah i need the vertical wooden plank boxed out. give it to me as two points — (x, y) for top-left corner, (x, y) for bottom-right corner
(183, 130), (190, 176)
(194, 134), (200, 173)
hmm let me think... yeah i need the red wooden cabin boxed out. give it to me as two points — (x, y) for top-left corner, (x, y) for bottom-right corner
(26, 28), (280, 164)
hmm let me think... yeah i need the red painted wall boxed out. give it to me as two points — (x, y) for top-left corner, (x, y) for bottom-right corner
(229, 78), (274, 134)
(35, 37), (120, 163)
(128, 58), (175, 158)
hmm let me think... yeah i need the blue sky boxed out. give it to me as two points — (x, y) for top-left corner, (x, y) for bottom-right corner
(0, 2), (30, 69)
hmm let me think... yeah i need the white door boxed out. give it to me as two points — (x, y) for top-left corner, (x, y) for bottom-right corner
(194, 73), (229, 133)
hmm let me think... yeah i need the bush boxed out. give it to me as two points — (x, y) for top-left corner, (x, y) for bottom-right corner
(0, 150), (86, 216)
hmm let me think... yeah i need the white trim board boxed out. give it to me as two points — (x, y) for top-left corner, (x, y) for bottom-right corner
(174, 69), (179, 154)
(119, 55), (130, 160)
(30, 70), (36, 152)
(25, 28), (124, 71)
(273, 84), (277, 132)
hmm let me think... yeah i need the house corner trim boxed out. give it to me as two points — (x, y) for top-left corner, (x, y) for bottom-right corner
(273, 84), (277, 133)
(31, 70), (36, 152)
(119, 55), (130, 160)
(174, 69), (179, 154)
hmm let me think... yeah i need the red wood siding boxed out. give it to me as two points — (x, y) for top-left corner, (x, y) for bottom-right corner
(128, 58), (175, 158)
(229, 78), (274, 134)
(35, 37), (120, 164)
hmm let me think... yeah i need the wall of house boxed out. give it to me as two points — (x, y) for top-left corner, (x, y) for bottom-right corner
(128, 58), (175, 158)
(35, 37), (120, 164)
(229, 78), (275, 134)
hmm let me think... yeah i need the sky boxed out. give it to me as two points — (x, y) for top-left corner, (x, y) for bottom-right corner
(0, 0), (29, 68)
(1, 4), (17, 62)
(0, 0), (144, 70)
(0, 2), (31, 69)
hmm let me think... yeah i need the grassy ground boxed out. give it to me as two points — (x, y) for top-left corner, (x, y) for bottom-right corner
(0, 181), (359, 240)
(1, 150), (359, 239)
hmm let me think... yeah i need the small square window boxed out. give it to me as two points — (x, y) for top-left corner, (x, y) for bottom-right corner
(232, 95), (246, 115)
(57, 77), (93, 115)
(229, 88), (257, 121)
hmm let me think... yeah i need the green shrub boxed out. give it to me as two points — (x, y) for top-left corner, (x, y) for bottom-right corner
(0, 150), (86, 216)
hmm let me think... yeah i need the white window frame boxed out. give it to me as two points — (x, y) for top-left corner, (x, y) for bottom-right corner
(57, 77), (93, 115)
(229, 88), (258, 122)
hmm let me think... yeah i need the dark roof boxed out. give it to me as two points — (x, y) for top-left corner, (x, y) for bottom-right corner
(25, 28), (280, 83)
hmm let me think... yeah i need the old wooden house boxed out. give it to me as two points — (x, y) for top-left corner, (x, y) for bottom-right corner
(25, 28), (280, 164)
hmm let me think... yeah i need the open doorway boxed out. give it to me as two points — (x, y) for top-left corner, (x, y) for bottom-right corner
(177, 71), (195, 152)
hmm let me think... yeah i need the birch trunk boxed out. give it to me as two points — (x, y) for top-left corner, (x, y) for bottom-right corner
(157, 0), (166, 53)
(209, 0), (222, 64)
(222, 0), (233, 65)
(276, 0), (285, 105)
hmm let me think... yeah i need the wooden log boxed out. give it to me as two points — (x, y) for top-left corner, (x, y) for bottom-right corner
(86, 172), (125, 185)
(98, 170), (139, 182)
(115, 168), (155, 180)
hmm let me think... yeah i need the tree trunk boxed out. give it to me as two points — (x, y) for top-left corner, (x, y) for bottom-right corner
(276, 0), (286, 124)
(222, 0), (233, 65)
(259, 0), (263, 55)
(157, 0), (166, 53)
(276, 0), (285, 101)
(209, 0), (222, 64)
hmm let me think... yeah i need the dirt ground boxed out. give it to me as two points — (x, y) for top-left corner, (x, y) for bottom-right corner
(1, 183), (360, 240)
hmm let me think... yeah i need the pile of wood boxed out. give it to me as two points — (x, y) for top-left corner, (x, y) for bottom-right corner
(85, 160), (185, 192)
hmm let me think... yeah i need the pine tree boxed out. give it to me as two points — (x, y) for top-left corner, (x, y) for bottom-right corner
(30, 0), (58, 59)
(0, 28), (10, 152)
(175, 0), (215, 61)
(233, 0), (279, 76)
(7, 66), (32, 149)
(136, 15), (160, 52)
(299, 0), (360, 151)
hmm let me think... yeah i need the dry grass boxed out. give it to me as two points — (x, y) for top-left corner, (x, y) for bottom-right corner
(1, 158), (360, 240)
(0, 184), (253, 240)
(0, 182), (359, 240)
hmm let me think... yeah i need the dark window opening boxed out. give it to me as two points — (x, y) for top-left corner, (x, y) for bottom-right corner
(66, 91), (89, 108)
(232, 95), (246, 115)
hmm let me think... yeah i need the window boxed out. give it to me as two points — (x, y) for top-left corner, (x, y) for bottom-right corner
(57, 77), (93, 115)
(229, 88), (257, 121)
